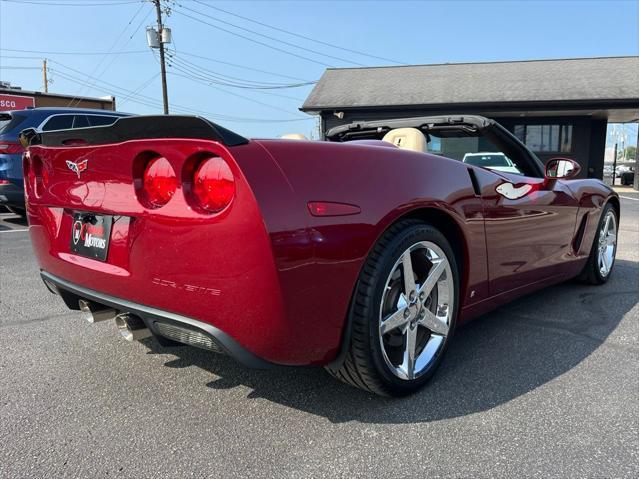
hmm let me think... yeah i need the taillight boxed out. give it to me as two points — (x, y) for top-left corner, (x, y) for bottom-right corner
(42, 168), (50, 188)
(192, 156), (235, 213)
(0, 141), (24, 154)
(0, 179), (10, 185)
(142, 156), (178, 208)
(31, 155), (43, 196)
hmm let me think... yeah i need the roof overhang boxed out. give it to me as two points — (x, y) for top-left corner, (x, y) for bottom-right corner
(302, 57), (639, 123)
(303, 99), (639, 123)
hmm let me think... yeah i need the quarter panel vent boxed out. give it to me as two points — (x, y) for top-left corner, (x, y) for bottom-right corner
(467, 168), (481, 196)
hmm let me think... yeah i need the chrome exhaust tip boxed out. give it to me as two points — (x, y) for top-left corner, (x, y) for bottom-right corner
(78, 300), (117, 323)
(115, 313), (152, 342)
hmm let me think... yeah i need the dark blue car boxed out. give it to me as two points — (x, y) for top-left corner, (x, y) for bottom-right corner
(0, 108), (129, 215)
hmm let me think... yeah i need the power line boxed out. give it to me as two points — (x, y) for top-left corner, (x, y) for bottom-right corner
(165, 50), (305, 101)
(0, 47), (316, 83)
(66, 0), (148, 106)
(167, 53), (316, 90)
(49, 67), (164, 109)
(52, 67), (307, 123)
(177, 2), (365, 67)
(169, 51), (313, 83)
(168, 67), (307, 117)
(172, 9), (333, 67)
(47, 62), (311, 123)
(49, 60), (173, 108)
(117, 72), (159, 107)
(193, 0), (405, 65)
(0, 66), (41, 69)
(0, 55), (48, 59)
(0, 0), (141, 5)
(160, 49), (309, 114)
(0, 47), (148, 56)
(129, 4), (154, 40)
(165, 56), (308, 116)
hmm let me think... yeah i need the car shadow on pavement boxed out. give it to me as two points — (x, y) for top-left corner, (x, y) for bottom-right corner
(142, 259), (638, 424)
(0, 214), (28, 230)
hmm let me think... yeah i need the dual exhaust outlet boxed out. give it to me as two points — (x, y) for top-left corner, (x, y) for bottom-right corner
(78, 299), (152, 342)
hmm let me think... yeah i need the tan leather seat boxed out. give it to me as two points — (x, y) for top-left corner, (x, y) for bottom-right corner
(281, 133), (308, 140)
(382, 128), (428, 153)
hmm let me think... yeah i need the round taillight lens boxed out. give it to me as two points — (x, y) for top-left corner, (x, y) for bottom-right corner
(193, 157), (235, 213)
(143, 157), (177, 207)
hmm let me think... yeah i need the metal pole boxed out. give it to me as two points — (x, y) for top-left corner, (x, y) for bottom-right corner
(42, 59), (48, 93)
(154, 0), (169, 114)
(612, 141), (617, 187)
(634, 125), (639, 191)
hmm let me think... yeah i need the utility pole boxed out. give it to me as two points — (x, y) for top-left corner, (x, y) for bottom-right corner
(634, 127), (639, 191)
(153, 0), (169, 114)
(42, 59), (48, 93)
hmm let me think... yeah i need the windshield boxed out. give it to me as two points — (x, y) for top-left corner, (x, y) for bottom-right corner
(463, 154), (510, 167)
(0, 113), (29, 135)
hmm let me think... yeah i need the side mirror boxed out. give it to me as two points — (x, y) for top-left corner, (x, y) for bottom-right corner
(18, 128), (38, 149)
(545, 158), (581, 180)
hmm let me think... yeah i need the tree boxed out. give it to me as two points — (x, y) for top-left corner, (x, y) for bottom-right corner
(624, 145), (637, 161)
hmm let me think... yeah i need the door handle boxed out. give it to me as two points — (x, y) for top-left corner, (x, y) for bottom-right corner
(496, 182), (533, 200)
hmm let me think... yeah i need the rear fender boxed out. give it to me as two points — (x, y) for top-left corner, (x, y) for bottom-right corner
(252, 140), (486, 363)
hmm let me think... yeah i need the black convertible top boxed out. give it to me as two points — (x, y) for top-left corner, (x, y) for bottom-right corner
(326, 114), (545, 177)
(21, 115), (249, 148)
(326, 115), (495, 142)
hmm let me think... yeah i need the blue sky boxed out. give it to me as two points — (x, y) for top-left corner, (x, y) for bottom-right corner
(0, 0), (638, 143)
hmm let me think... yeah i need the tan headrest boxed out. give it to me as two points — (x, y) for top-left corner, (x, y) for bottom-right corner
(280, 133), (308, 140)
(382, 128), (427, 153)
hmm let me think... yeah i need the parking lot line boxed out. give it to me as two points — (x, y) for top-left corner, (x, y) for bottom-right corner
(620, 195), (639, 202)
(0, 228), (29, 233)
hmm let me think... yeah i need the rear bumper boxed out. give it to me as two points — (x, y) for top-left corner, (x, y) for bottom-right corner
(0, 181), (25, 210)
(41, 270), (275, 369)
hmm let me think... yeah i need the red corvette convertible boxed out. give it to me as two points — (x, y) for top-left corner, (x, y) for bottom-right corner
(22, 115), (619, 396)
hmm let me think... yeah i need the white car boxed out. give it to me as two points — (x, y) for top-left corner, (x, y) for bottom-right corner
(615, 165), (631, 177)
(462, 152), (521, 174)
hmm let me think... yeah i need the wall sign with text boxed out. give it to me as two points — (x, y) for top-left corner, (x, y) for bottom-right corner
(0, 94), (35, 111)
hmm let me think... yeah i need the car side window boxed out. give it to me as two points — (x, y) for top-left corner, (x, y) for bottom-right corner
(87, 115), (119, 127)
(462, 152), (523, 175)
(428, 133), (526, 176)
(42, 115), (74, 131)
(72, 115), (90, 129)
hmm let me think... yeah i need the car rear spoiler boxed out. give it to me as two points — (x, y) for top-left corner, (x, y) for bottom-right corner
(19, 115), (249, 148)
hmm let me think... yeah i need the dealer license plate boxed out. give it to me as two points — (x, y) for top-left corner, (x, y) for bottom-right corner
(70, 213), (112, 262)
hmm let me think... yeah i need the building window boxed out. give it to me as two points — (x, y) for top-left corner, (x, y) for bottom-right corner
(427, 135), (442, 153)
(514, 124), (573, 153)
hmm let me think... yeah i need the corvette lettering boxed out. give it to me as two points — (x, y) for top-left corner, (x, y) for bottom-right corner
(152, 277), (221, 296)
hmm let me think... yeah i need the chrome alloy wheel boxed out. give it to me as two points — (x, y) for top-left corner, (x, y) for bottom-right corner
(597, 210), (617, 277)
(378, 241), (454, 380)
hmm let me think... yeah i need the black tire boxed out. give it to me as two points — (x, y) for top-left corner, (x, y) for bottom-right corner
(326, 219), (460, 396)
(578, 203), (618, 285)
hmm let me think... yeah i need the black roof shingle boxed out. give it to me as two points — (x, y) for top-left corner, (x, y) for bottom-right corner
(301, 57), (639, 111)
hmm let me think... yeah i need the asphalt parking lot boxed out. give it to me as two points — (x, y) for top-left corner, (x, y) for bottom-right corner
(1, 194), (637, 478)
